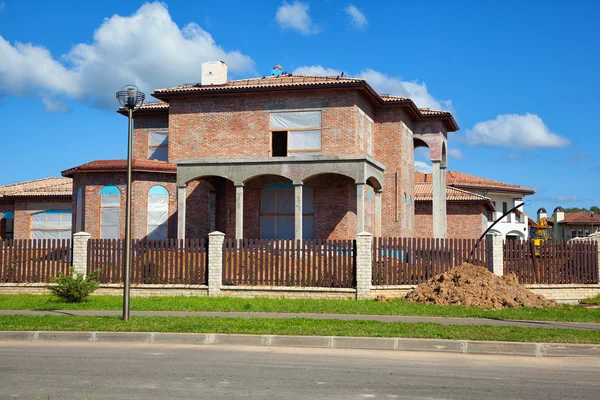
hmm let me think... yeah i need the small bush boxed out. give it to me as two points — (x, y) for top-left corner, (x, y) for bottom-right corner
(48, 268), (101, 303)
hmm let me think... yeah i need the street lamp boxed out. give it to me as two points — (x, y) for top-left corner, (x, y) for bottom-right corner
(116, 85), (145, 321)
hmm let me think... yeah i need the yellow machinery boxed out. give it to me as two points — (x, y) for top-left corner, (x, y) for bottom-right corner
(529, 217), (552, 255)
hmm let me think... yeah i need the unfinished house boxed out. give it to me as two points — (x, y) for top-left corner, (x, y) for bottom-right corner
(63, 62), (458, 241)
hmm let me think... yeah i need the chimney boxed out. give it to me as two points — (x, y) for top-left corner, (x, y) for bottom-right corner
(537, 207), (547, 223)
(553, 206), (564, 223)
(201, 61), (227, 86)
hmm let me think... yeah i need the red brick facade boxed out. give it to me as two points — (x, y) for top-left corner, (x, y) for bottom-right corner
(415, 202), (488, 239)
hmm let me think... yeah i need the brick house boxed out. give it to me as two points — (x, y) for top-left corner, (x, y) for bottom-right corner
(0, 178), (73, 240)
(62, 63), (458, 241)
(415, 170), (535, 240)
(545, 207), (600, 240)
(414, 182), (494, 239)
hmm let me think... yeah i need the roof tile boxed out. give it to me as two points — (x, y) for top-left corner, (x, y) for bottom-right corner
(415, 171), (534, 194)
(0, 177), (72, 198)
(62, 159), (177, 177)
(414, 182), (492, 203)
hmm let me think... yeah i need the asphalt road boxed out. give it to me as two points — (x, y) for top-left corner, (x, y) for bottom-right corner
(1, 341), (599, 400)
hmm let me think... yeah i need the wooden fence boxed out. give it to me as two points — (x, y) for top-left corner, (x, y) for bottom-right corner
(87, 239), (207, 285)
(0, 239), (72, 283)
(372, 237), (488, 285)
(223, 239), (355, 288)
(504, 240), (599, 284)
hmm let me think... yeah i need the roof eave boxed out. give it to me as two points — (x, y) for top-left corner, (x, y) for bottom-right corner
(450, 184), (535, 195)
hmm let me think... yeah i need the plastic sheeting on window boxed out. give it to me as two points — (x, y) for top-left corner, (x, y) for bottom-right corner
(148, 146), (168, 161)
(148, 132), (168, 161)
(288, 130), (321, 152)
(270, 111), (321, 130)
(147, 189), (168, 240)
(31, 210), (72, 240)
(259, 187), (314, 239)
(149, 132), (168, 145)
(101, 191), (120, 239)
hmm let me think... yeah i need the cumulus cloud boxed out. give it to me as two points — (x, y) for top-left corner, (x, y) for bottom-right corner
(292, 65), (449, 110)
(414, 161), (432, 174)
(275, 1), (319, 35)
(0, 2), (254, 109)
(42, 98), (69, 113)
(345, 5), (367, 29)
(466, 113), (569, 149)
(448, 148), (464, 160)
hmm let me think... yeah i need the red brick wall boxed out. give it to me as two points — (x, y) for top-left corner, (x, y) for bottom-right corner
(415, 202), (487, 239)
(12, 198), (72, 240)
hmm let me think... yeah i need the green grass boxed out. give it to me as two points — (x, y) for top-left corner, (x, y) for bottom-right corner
(0, 315), (598, 344)
(580, 294), (600, 305)
(1, 295), (599, 323)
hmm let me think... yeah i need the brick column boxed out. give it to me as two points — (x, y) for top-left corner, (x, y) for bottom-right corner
(486, 235), (504, 276)
(355, 232), (373, 300)
(356, 183), (365, 234)
(72, 232), (91, 277)
(208, 231), (225, 296)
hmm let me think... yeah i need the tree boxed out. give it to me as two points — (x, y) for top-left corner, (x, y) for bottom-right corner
(564, 206), (600, 214)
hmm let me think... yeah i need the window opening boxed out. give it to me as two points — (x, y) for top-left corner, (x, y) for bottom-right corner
(31, 210), (72, 240)
(260, 183), (313, 239)
(270, 111), (322, 156)
(100, 185), (120, 239)
(147, 185), (169, 240)
(271, 131), (288, 157)
(148, 131), (168, 161)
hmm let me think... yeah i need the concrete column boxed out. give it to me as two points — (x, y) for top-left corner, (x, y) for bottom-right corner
(235, 185), (244, 240)
(356, 183), (365, 234)
(72, 232), (91, 277)
(432, 161), (447, 238)
(486, 235), (504, 276)
(177, 186), (186, 241)
(374, 190), (382, 237)
(356, 232), (373, 300)
(207, 231), (225, 296)
(294, 184), (303, 241)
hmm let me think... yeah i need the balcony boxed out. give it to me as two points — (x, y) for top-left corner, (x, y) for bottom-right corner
(490, 212), (526, 224)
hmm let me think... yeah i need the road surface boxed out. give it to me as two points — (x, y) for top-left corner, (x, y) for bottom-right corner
(1, 341), (599, 399)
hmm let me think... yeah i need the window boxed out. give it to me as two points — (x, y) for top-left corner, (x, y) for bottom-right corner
(270, 111), (321, 156)
(571, 229), (577, 239)
(358, 109), (373, 155)
(260, 183), (313, 239)
(31, 210), (72, 240)
(75, 188), (83, 232)
(271, 131), (288, 156)
(1, 211), (14, 240)
(502, 202), (508, 213)
(100, 185), (120, 239)
(147, 185), (169, 240)
(148, 131), (168, 161)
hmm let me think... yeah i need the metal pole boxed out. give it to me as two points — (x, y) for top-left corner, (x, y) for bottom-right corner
(123, 108), (133, 321)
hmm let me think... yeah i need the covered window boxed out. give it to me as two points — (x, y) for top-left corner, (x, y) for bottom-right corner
(75, 188), (83, 232)
(100, 185), (120, 239)
(31, 210), (72, 240)
(260, 183), (313, 239)
(358, 109), (374, 155)
(147, 185), (169, 240)
(148, 131), (168, 161)
(1, 211), (14, 240)
(270, 111), (321, 157)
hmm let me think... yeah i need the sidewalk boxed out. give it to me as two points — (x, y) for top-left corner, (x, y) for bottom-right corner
(1, 309), (599, 331)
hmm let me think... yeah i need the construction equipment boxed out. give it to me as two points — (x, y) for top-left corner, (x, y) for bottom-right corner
(529, 217), (552, 255)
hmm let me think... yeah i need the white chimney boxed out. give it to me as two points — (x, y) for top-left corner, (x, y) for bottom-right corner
(537, 207), (547, 223)
(201, 61), (227, 86)
(554, 206), (565, 223)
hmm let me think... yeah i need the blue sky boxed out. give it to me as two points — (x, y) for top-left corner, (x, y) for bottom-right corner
(0, 0), (599, 215)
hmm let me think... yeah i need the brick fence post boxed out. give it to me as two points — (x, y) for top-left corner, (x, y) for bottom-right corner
(355, 232), (373, 300)
(208, 231), (225, 297)
(72, 232), (91, 277)
(486, 235), (504, 276)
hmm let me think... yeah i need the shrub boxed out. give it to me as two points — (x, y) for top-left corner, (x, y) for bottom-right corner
(48, 268), (101, 303)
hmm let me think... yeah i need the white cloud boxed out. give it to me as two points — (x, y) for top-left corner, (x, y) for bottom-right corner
(448, 148), (464, 160)
(292, 65), (449, 110)
(551, 195), (581, 203)
(345, 5), (367, 29)
(467, 113), (569, 149)
(0, 2), (254, 109)
(42, 98), (69, 113)
(414, 161), (432, 173)
(275, 1), (319, 35)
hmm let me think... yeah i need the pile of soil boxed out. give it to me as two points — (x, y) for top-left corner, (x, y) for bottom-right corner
(405, 263), (557, 309)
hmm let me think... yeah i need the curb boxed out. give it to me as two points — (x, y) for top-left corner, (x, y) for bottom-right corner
(1, 331), (599, 358)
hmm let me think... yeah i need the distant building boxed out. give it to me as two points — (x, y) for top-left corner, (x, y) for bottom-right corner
(545, 207), (600, 240)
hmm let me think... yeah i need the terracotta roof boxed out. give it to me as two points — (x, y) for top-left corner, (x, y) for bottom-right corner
(150, 74), (458, 131)
(62, 159), (177, 177)
(555, 211), (600, 225)
(415, 171), (535, 195)
(0, 177), (72, 198)
(117, 101), (169, 116)
(414, 182), (493, 207)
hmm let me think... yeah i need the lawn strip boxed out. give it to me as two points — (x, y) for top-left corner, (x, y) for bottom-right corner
(0, 295), (598, 323)
(0, 315), (599, 344)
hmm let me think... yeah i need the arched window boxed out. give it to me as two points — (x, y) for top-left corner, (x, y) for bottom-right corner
(100, 185), (120, 239)
(75, 188), (83, 232)
(1, 211), (14, 240)
(148, 185), (169, 240)
(31, 210), (72, 240)
(260, 182), (313, 239)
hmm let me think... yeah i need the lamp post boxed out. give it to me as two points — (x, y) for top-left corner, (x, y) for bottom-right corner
(116, 85), (145, 321)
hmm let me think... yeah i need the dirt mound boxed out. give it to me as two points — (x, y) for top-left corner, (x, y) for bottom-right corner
(405, 263), (557, 309)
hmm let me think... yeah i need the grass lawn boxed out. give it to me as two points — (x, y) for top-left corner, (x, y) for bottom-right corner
(580, 294), (600, 305)
(1, 315), (599, 344)
(1, 295), (599, 323)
